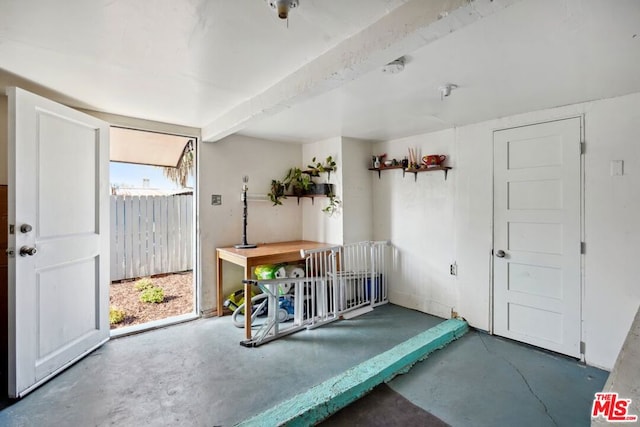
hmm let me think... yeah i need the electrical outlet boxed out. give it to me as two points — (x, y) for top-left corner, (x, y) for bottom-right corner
(211, 194), (222, 205)
(450, 262), (457, 276)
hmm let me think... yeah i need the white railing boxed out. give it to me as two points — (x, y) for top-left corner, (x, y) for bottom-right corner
(109, 194), (193, 281)
(239, 241), (391, 347)
(334, 240), (390, 314)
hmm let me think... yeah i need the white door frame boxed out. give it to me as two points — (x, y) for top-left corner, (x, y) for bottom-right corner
(108, 129), (201, 337)
(92, 115), (202, 325)
(490, 115), (585, 358)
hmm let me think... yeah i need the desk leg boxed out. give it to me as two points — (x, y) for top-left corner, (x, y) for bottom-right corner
(217, 253), (223, 317)
(244, 266), (252, 340)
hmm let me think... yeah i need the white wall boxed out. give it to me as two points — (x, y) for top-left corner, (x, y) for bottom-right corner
(199, 134), (303, 312)
(373, 91), (640, 370)
(203, 135), (373, 312)
(372, 129), (458, 319)
(302, 137), (343, 245)
(341, 137), (374, 244)
(581, 93), (640, 370)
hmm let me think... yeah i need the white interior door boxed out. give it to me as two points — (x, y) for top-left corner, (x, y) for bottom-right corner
(7, 87), (110, 397)
(493, 117), (581, 358)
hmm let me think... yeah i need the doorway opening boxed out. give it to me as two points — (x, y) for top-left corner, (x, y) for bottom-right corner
(108, 127), (198, 334)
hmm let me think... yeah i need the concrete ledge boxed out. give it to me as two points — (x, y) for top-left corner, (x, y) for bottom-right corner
(237, 318), (468, 427)
(592, 305), (640, 426)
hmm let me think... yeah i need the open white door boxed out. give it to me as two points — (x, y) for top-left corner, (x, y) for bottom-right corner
(7, 87), (110, 397)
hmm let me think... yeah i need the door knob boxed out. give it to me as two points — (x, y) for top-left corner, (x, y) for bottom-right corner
(496, 249), (506, 258)
(19, 246), (37, 257)
(20, 224), (32, 233)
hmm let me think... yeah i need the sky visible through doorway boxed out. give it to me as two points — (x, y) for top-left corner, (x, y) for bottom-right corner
(110, 162), (193, 190)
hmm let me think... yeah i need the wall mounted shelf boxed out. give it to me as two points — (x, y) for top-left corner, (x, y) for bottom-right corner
(369, 165), (451, 181)
(404, 166), (451, 181)
(291, 194), (327, 205)
(368, 165), (404, 178)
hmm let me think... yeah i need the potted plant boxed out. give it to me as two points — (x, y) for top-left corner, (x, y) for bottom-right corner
(267, 156), (341, 214)
(307, 156), (337, 179)
(283, 167), (313, 196)
(268, 168), (314, 204)
(308, 182), (334, 196)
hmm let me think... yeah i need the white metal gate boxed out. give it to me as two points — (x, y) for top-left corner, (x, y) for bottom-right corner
(239, 241), (392, 347)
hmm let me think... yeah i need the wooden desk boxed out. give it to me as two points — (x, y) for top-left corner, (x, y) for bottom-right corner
(216, 240), (329, 339)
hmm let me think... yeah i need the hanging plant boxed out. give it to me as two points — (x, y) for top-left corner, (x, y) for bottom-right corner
(322, 187), (341, 215)
(162, 140), (194, 188)
(268, 180), (286, 205)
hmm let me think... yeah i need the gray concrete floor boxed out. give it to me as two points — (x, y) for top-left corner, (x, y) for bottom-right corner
(388, 331), (608, 426)
(0, 304), (608, 426)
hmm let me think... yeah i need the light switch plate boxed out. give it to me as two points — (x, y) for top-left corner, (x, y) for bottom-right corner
(610, 160), (624, 176)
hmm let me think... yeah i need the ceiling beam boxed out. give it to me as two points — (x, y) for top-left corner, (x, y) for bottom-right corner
(202, 0), (522, 142)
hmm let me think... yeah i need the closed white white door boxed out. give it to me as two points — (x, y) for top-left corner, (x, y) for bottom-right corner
(493, 117), (581, 358)
(7, 87), (110, 397)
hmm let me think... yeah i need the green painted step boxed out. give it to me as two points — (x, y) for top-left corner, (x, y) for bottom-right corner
(237, 318), (469, 427)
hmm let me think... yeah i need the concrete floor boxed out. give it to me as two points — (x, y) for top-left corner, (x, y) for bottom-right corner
(0, 304), (608, 426)
(388, 331), (608, 426)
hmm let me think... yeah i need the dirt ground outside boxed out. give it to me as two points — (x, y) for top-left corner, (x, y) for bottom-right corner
(109, 271), (194, 329)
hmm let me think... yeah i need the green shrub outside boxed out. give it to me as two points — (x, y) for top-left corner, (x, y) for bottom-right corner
(134, 277), (154, 291)
(109, 307), (126, 324)
(139, 286), (165, 304)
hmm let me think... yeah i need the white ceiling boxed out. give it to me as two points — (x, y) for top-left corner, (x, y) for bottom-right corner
(1, 0), (639, 143)
(0, 0), (413, 126)
(241, 0), (640, 142)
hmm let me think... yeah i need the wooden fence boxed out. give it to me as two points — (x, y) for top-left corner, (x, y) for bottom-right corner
(110, 194), (193, 282)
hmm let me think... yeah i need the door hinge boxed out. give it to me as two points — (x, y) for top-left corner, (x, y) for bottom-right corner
(580, 141), (586, 155)
(580, 341), (586, 354)
(580, 242), (586, 254)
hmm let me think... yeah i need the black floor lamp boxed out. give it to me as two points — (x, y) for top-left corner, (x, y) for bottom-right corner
(235, 175), (257, 249)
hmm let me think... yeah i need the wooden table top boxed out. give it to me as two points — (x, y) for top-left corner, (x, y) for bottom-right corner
(216, 240), (331, 265)
(216, 240), (334, 333)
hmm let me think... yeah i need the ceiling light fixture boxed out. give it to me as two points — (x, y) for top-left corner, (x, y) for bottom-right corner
(265, 0), (299, 20)
(382, 57), (405, 74)
(438, 83), (458, 100)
